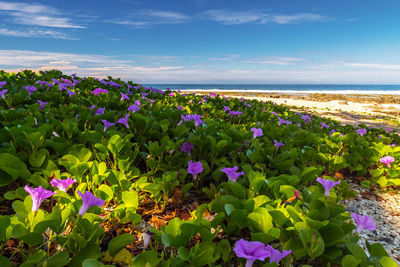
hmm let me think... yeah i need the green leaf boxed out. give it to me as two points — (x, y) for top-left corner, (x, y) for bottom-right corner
(96, 184), (114, 202)
(29, 148), (48, 168)
(44, 251), (70, 267)
(0, 153), (30, 186)
(248, 207), (273, 234)
(121, 191), (138, 209)
(132, 250), (161, 267)
(341, 255), (361, 267)
(380, 256), (399, 267)
(82, 259), (103, 267)
(108, 233), (135, 257)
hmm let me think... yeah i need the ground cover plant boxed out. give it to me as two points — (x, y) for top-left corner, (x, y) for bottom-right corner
(0, 69), (399, 266)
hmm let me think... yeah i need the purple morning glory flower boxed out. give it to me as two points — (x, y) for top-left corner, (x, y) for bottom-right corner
(180, 142), (194, 154)
(177, 106), (184, 110)
(265, 245), (291, 264)
(181, 114), (204, 127)
(251, 128), (263, 139)
(233, 239), (270, 267)
(95, 107), (105, 116)
(209, 92), (217, 98)
(117, 114), (130, 129)
(37, 100), (48, 110)
(89, 105), (96, 110)
(0, 81), (6, 88)
(109, 81), (122, 87)
(386, 128), (393, 133)
(187, 160), (203, 180)
(128, 104), (140, 113)
(320, 122), (330, 129)
(24, 185), (56, 212)
(229, 110), (243, 117)
(24, 85), (37, 95)
(120, 92), (130, 101)
(330, 129), (336, 136)
(271, 111), (278, 116)
(91, 88), (108, 96)
(316, 177), (340, 197)
(223, 106), (231, 112)
(297, 123), (301, 127)
(101, 119), (115, 132)
(141, 92), (148, 97)
(380, 156), (395, 168)
(50, 177), (76, 192)
(77, 191), (105, 216)
(135, 100), (141, 105)
(356, 128), (367, 136)
(67, 90), (76, 97)
(169, 93), (175, 97)
(220, 166), (244, 182)
(274, 140), (285, 150)
(351, 213), (376, 233)
(0, 89), (7, 99)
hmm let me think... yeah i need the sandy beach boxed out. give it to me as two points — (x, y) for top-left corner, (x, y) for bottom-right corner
(187, 91), (400, 132)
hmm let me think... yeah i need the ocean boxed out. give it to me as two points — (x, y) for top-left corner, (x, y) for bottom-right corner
(144, 84), (400, 95)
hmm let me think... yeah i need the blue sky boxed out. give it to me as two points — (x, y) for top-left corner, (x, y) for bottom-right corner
(1, 0), (400, 83)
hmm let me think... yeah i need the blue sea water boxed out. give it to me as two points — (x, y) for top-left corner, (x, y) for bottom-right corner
(144, 84), (400, 95)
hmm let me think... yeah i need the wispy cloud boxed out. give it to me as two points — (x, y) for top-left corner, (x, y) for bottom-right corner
(201, 10), (331, 25)
(344, 62), (400, 70)
(0, 27), (76, 39)
(0, 1), (85, 28)
(244, 56), (305, 65)
(208, 54), (240, 61)
(105, 9), (189, 28)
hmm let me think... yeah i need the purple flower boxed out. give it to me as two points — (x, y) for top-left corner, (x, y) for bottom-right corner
(135, 100), (141, 105)
(187, 160), (203, 180)
(117, 114), (130, 129)
(128, 104), (140, 113)
(330, 129), (336, 136)
(233, 239), (270, 267)
(24, 85), (37, 95)
(24, 185), (56, 212)
(209, 92), (217, 98)
(0, 89), (7, 99)
(180, 142), (194, 154)
(50, 178), (76, 192)
(380, 156), (395, 168)
(120, 92), (130, 101)
(223, 106), (231, 112)
(251, 128), (263, 139)
(0, 81), (6, 88)
(271, 111), (278, 116)
(91, 88), (108, 96)
(95, 107), (105, 116)
(89, 105), (96, 110)
(220, 166), (244, 182)
(77, 191), (105, 216)
(297, 123), (301, 127)
(320, 122), (330, 129)
(386, 128), (393, 133)
(37, 100), (48, 110)
(316, 177), (340, 197)
(274, 140), (285, 150)
(181, 114), (204, 127)
(141, 92), (148, 97)
(229, 110), (242, 117)
(265, 245), (291, 264)
(177, 106), (184, 110)
(67, 90), (76, 97)
(356, 128), (367, 136)
(102, 119), (115, 132)
(169, 93), (175, 97)
(351, 213), (376, 233)
(109, 81), (122, 87)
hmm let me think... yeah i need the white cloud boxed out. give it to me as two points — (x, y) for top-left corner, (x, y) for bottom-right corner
(105, 9), (189, 28)
(344, 62), (400, 70)
(244, 57), (305, 65)
(0, 27), (76, 39)
(202, 10), (330, 25)
(0, 1), (85, 28)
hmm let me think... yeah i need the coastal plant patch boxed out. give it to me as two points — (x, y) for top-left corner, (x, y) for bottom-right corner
(0, 69), (399, 266)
